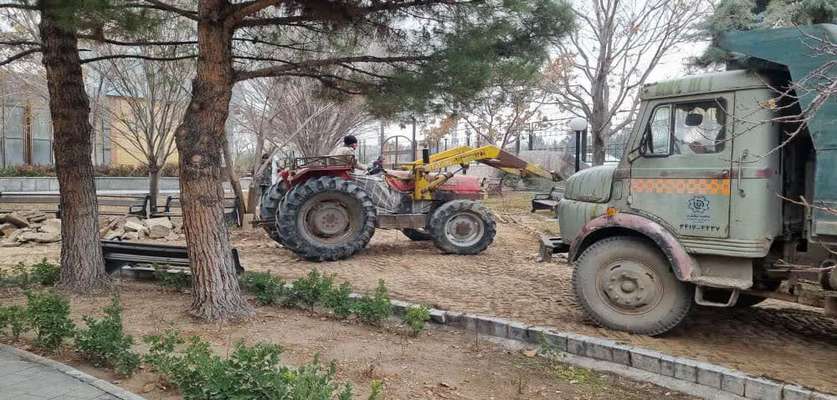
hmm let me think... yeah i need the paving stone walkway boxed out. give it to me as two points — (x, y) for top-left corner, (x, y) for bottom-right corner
(0, 347), (124, 400)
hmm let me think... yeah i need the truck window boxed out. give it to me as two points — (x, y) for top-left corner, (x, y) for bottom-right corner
(645, 105), (671, 156)
(673, 100), (726, 155)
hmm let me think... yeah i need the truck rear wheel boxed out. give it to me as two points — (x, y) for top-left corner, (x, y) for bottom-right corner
(402, 228), (432, 241)
(277, 176), (376, 261)
(428, 200), (496, 255)
(573, 236), (693, 336)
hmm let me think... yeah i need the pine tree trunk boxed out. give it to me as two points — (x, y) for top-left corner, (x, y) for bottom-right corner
(39, 4), (110, 292)
(175, 11), (253, 320)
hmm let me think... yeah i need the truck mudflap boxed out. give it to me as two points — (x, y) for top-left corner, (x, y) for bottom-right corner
(569, 213), (697, 282)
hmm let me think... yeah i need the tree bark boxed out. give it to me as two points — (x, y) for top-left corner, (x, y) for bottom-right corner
(246, 133), (266, 214)
(149, 164), (161, 213)
(221, 134), (247, 215)
(39, 3), (110, 292)
(175, 3), (253, 320)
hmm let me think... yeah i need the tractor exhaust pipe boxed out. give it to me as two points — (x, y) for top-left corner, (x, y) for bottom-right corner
(422, 148), (430, 164)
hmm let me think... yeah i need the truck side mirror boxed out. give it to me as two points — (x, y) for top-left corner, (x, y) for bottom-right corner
(685, 113), (703, 126)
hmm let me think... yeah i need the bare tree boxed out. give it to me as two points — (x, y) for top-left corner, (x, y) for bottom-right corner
(456, 84), (548, 150)
(547, 0), (705, 165)
(233, 77), (369, 213)
(101, 48), (193, 208)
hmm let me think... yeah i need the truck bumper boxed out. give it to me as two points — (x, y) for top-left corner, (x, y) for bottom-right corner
(538, 235), (570, 262)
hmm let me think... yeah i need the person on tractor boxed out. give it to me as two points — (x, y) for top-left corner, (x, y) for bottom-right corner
(329, 135), (366, 170)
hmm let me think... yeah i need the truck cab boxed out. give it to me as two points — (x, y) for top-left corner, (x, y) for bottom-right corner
(556, 24), (836, 336)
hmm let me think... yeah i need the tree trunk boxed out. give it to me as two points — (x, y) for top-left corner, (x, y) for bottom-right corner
(149, 165), (161, 213)
(175, 8), (253, 320)
(246, 133), (266, 214)
(222, 135), (247, 216)
(39, 4), (110, 292)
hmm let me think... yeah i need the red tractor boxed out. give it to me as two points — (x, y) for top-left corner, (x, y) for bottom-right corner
(260, 146), (557, 261)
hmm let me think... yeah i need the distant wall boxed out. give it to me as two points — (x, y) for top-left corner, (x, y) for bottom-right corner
(0, 177), (253, 193)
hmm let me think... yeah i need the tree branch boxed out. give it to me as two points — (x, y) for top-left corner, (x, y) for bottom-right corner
(127, 1), (198, 20)
(0, 2), (37, 10)
(234, 55), (428, 82)
(80, 53), (197, 64)
(0, 47), (41, 67)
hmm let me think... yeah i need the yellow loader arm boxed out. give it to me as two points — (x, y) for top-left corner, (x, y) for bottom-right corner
(403, 145), (559, 199)
(405, 145), (558, 180)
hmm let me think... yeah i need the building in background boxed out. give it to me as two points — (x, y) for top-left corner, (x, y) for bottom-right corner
(0, 71), (173, 169)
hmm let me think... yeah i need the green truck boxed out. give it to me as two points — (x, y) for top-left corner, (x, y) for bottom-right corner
(554, 24), (836, 336)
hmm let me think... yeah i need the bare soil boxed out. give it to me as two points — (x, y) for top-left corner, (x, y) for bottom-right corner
(0, 284), (694, 400)
(2, 192), (835, 394)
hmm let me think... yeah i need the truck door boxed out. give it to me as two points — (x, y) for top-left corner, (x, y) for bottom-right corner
(628, 95), (734, 239)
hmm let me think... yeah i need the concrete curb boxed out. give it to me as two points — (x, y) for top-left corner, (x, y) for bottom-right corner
(0, 344), (146, 400)
(380, 300), (837, 400)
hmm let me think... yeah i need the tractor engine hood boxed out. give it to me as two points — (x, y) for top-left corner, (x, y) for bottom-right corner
(563, 165), (616, 203)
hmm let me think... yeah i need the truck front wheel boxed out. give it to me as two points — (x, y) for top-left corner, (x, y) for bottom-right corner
(573, 236), (693, 336)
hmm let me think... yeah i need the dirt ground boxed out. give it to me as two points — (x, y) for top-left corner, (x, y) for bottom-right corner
(0, 283), (694, 400)
(2, 193), (836, 395)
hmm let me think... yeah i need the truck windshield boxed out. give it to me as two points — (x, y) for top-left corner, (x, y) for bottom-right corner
(673, 100), (726, 155)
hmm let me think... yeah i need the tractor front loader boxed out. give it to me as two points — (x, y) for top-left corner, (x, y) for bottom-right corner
(260, 145), (558, 261)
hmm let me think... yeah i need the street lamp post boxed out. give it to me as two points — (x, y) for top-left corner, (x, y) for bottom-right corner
(569, 117), (588, 173)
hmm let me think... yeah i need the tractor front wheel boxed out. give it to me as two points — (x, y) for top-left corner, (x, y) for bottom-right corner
(428, 200), (496, 255)
(277, 176), (376, 261)
(573, 236), (693, 336)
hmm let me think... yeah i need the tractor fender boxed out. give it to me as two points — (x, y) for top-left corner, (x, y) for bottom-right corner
(568, 213), (696, 281)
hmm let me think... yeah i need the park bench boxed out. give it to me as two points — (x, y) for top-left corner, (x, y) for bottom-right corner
(101, 240), (244, 277)
(152, 195), (243, 227)
(0, 192), (151, 219)
(531, 186), (563, 213)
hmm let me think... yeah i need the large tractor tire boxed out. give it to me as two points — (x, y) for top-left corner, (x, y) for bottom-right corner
(401, 228), (432, 241)
(259, 183), (288, 245)
(428, 200), (496, 255)
(277, 176), (376, 261)
(573, 236), (693, 336)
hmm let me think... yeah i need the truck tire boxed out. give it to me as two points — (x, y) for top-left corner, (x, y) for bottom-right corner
(573, 236), (693, 336)
(402, 228), (432, 241)
(277, 176), (376, 261)
(428, 200), (496, 255)
(259, 183), (288, 245)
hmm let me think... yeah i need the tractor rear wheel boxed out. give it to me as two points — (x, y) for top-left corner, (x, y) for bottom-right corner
(573, 236), (693, 336)
(428, 200), (496, 255)
(402, 228), (432, 241)
(277, 176), (376, 261)
(259, 183), (288, 244)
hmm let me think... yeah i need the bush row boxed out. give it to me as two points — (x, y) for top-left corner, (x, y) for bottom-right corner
(0, 164), (180, 178)
(0, 292), (381, 399)
(238, 270), (431, 336)
(240, 270), (395, 325)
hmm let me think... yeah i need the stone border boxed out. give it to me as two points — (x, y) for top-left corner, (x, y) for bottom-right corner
(0, 344), (146, 400)
(383, 299), (836, 400)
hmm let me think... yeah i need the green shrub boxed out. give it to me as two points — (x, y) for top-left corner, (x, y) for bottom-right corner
(30, 259), (60, 286)
(74, 297), (140, 376)
(352, 280), (392, 325)
(323, 282), (354, 319)
(143, 331), (355, 400)
(0, 305), (27, 340)
(402, 305), (431, 336)
(1, 262), (32, 288)
(240, 272), (286, 305)
(154, 265), (191, 290)
(287, 270), (334, 309)
(25, 291), (75, 352)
